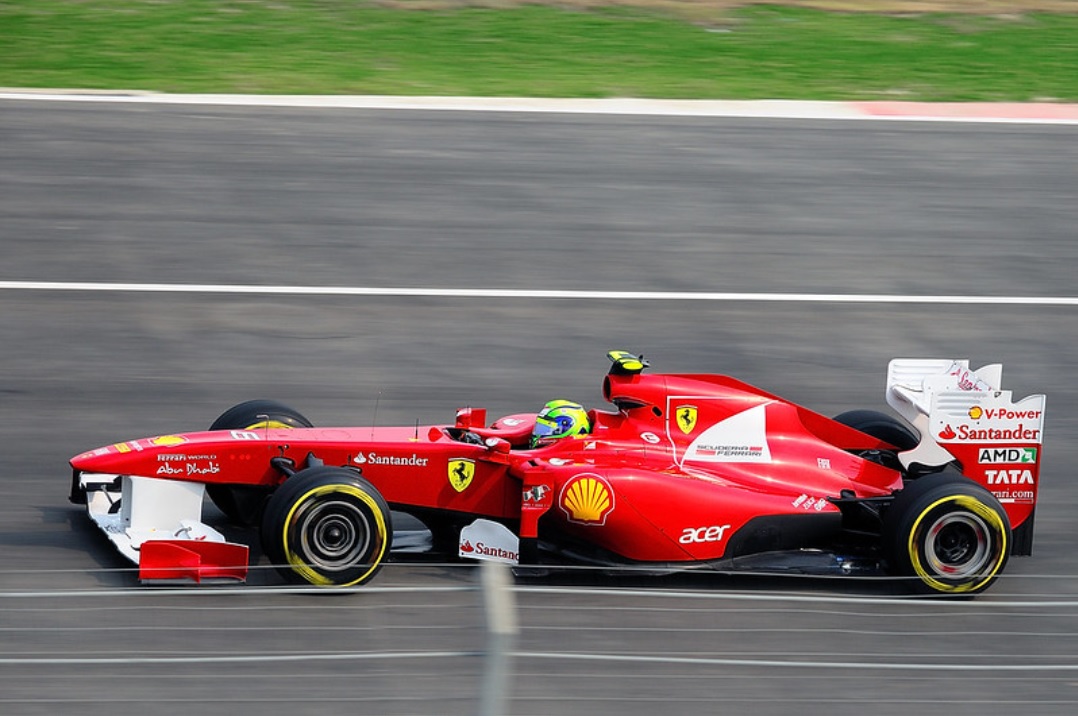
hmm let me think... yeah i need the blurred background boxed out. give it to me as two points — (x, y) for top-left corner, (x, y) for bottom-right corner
(2, 2), (1078, 714)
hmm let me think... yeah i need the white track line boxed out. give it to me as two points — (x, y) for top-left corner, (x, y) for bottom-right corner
(0, 651), (475, 666)
(524, 651), (1078, 672)
(1, 281), (1075, 305)
(5, 649), (1078, 671)
(0, 92), (864, 119)
(6, 583), (1078, 608)
(4, 92), (1078, 124)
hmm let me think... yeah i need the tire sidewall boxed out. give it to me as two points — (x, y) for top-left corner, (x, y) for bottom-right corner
(833, 409), (920, 451)
(206, 400), (314, 524)
(262, 466), (392, 587)
(884, 472), (1010, 595)
(209, 399), (313, 431)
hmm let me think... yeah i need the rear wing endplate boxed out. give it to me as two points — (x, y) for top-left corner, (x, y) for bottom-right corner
(886, 359), (1045, 555)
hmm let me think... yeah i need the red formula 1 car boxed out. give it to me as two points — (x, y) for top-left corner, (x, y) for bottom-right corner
(69, 351), (1045, 595)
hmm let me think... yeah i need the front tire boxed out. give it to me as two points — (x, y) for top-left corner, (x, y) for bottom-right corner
(261, 466), (392, 587)
(207, 400), (314, 524)
(883, 471), (1010, 596)
(209, 399), (313, 432)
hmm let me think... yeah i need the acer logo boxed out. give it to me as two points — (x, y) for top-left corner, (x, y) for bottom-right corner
(679, 524), (731, 544)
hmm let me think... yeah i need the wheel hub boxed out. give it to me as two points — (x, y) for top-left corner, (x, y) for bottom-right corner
(926, 513), (990, 578)
(301, 501), (371, 571)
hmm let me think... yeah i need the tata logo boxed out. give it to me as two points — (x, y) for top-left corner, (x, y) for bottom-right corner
(675, 405), (698, 435)
(679, 524), (731, 544)
(448, 458), (475, 492)
(979, 447), (1037, 464)
(985, 469), (1034, 485)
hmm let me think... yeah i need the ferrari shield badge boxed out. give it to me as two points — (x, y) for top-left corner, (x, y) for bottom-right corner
(448, 458), (475, 492)
(675, 405), (698, 435)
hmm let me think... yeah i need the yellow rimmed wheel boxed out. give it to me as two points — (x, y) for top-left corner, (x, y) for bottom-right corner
(261, 466), (392, 587)
(207, 399), (313, 524)
(883, 471), (1010, 596)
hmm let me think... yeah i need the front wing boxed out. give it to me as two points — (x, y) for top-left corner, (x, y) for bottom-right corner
(75, 472), (249, 583)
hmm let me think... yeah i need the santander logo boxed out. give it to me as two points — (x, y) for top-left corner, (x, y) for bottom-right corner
(458, 519), (520, 564)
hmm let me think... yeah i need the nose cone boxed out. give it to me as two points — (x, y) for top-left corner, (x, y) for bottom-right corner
(71, 442), (135, 475)
(70, 444), (108, 468)
(70, 434), (191, 475)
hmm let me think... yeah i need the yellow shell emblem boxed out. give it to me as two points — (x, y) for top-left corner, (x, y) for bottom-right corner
(675, 405), (698, 435)
(968, 406), (983, 420)
(150, 435), (187, 447)
(560, 473), (615, 525)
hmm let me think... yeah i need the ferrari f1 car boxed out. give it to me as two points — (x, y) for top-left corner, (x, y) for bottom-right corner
(69, 352), (1046, 595)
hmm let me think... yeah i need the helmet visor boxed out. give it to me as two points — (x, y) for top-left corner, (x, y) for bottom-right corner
(531, 416), (562, 442)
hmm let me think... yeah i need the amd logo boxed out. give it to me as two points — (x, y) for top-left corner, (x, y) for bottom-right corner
(978, 447), (1037, 464)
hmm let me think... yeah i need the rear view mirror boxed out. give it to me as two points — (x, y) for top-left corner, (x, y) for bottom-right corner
(484, 437), (511, 454)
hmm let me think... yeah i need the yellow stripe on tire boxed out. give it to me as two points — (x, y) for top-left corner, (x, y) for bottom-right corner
(243, 420), (295, 430)
(282, 484), (389, 587)
(908, 494), (1008, 595)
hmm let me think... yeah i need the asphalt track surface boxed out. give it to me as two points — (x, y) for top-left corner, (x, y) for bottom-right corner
(2, 97), (1078, 715)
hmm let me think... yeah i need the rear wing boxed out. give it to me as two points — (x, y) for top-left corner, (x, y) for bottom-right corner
(886, 359), (1045, 555)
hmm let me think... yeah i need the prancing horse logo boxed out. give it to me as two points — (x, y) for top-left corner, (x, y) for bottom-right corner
(449, 458), (476, 492)
(676, 405), (698, 435)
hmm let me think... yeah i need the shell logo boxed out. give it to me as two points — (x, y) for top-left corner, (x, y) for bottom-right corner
(969, 406), (984, 420)
(559, 473), (615, 526)
(150, 435), (187, 447)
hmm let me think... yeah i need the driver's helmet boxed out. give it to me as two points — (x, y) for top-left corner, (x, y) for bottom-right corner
(530, 399), (590, 448)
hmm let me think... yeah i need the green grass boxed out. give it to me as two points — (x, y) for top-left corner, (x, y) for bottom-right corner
(1, 1), (1076, 101)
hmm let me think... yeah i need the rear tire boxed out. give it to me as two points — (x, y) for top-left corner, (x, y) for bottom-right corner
(261, 466), (392, 587)
(834, 409), (920, 472)
(833, 409), (919, 450)
(883, 471), (1010, 596)
(207, 400), (313, 524)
